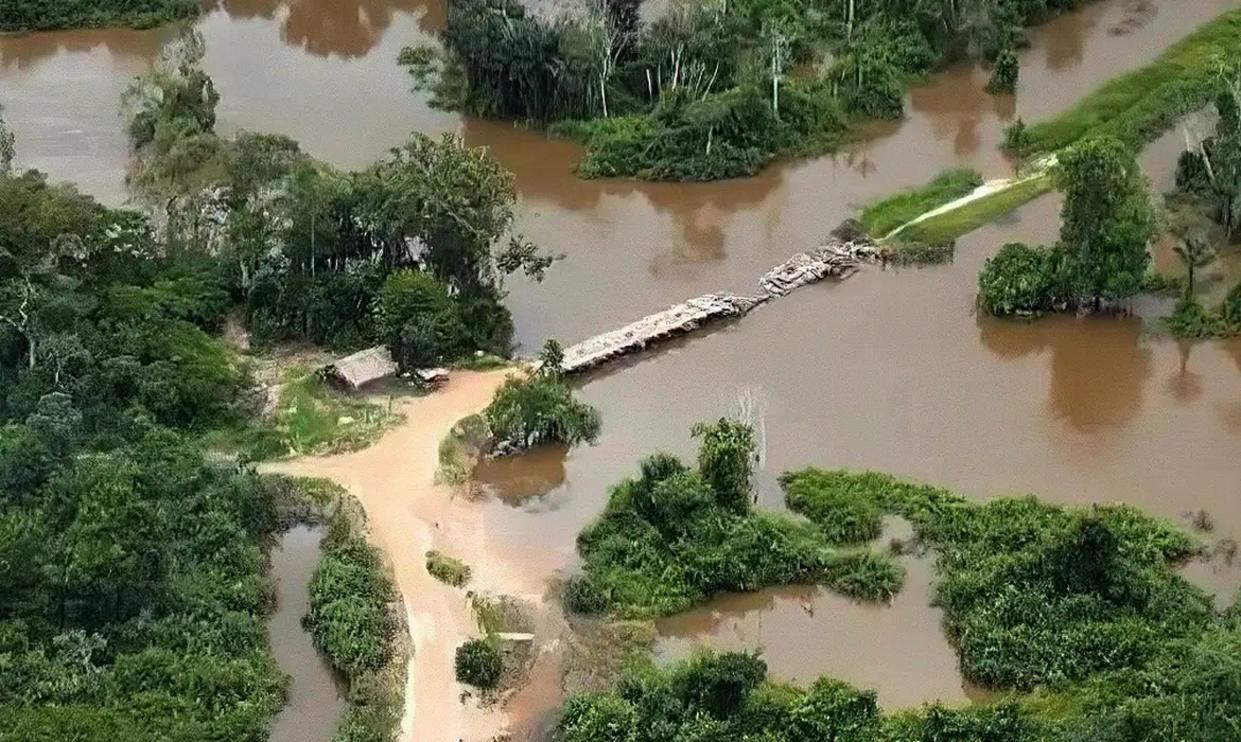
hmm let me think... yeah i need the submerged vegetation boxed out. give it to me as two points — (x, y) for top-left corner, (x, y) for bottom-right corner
(0, 0), (197, 32)
(407, 0), (1080, 181)
(559, 469), (1238, 741)
(426, 550), (472, 588)
(563, 421), (903, 618)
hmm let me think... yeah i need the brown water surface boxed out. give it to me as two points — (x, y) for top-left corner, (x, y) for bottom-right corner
(3, 0), (1241, 731)
(269, 525), (345, 742)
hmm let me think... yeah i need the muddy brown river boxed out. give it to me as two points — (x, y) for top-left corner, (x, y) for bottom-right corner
(3, 0), (1240, 735)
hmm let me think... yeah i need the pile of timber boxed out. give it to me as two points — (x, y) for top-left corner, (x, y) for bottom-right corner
(561, 293), (763, 373)
(759, 240), (876, 297)
(560, 233), (875, 374)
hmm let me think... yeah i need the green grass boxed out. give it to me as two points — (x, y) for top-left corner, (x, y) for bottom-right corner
(207, 370), (404, 460)
(1015, 9), (1241, 156)
(860, 168), (983, 238)
(426, 550), (472, 587)
(436, 413), (492, 486)
(897, 172), (1054, 245)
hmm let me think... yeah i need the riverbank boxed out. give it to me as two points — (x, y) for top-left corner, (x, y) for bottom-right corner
(264, 369), (544, 741)
(0, 0), (197, 32)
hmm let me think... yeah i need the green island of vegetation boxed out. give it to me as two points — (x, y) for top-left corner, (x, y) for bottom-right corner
(557, 465), (1239, 741)
(0, 0), (198, 32)
(562, 421), (904, 618)
(403, 0), (1085, 182)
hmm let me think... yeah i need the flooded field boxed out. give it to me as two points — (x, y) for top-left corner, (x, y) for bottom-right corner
(3, 0), (1240, 735)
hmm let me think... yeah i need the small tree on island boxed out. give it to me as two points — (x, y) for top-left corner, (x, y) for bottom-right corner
(483, 340), (600, 451)
(691, 418), (757, 514)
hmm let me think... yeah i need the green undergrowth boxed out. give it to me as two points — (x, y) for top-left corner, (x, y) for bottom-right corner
(436, 413), (491, 486)
(294, 477), (404, 742)
(1011, 9), (1241, 157)
(210, 370), (405, 461)
(0, 0), (198, 32)
(861, 168), (983, 238)
(1159, 295), (1240, 339)
(877, 240), (956, 266)
(558, 471), (1239, 742)
(897, 172), (1054, 245)
(780, 469), (1214, 690)
(563, 423), (904, 619)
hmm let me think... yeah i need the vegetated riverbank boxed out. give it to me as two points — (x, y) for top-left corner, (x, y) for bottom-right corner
(557, 468), (1239, 741)
(264, 369), (554, 742)
(405, 0), (1102, 182)
(0, 0), (198, 32)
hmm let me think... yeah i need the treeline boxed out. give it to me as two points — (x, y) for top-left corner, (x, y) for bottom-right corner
(408, 0), (1088, 180)
(0, 0), (197, 32)
(558, 469), (1241, 741)
(122, 32), (552, 370)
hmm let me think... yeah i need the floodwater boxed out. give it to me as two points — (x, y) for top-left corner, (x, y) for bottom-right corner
(268, 525), (345, 742)
(3, 0), (1241, 729)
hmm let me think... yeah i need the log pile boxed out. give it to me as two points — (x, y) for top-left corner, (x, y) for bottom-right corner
(560, 233), (875, 374)
(759, 240), (876, 297)
(562, 293), (764, 373)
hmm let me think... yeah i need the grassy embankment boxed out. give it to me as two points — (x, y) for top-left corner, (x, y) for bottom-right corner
(0, 0), (198, 31)
(869, 10), (1241, 256)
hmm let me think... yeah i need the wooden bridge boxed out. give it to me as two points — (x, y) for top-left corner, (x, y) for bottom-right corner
(562, 238), (875, 374)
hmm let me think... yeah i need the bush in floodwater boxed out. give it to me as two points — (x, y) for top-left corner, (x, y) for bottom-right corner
(987, 47), (1019, 94)
(977, 242), (1066, 316)
(455, 638), (503, 688)
(562, 574), (608, 614)
(425, 550), (471, 587)
(483, 363), (600, 451)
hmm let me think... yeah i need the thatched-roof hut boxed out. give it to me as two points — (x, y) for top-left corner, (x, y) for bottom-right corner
(319, 346), (397, 390)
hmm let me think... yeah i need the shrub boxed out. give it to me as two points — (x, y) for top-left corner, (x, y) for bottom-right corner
(484, 371), (600, 451)
(563, 574), (608, 614)
(375, 269), (469, 370)
(977, 242), (1063, 316)
(425, 550), (471, 587)
(781, 468), (884, 545)
(454, 638), (502, 688)
(1161, 296), (1231, 339)
(304, 521), (396, 677)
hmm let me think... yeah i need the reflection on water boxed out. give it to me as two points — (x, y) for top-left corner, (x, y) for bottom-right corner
(474, 444), (569, 507)
(203, 0), (443, 57)
(269, 525), (345, 742)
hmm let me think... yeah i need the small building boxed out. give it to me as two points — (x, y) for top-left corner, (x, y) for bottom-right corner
(319, 346), (398, 390)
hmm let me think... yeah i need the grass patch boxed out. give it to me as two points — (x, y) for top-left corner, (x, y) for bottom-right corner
(436, 413), (491, 486)
(860, 168), (983, 238)
(426, 550), (472, 587)
(207, 369), (404, 460)
(897, 172), (1054, 244)
(876, 239), (956, 266)
(1013, 10), (1241, 156)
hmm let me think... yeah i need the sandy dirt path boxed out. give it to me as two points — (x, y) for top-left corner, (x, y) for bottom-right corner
(265, 369), (538, 742)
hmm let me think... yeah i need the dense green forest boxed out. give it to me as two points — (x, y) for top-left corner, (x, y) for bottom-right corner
(0, 30), (549, 741)
(406, 0), (1089, 180)
(0, 0), (197, 32)
(558, 462), (1241, 741)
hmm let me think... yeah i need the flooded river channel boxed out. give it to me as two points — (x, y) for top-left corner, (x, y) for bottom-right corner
(3, 0), (1241, 732)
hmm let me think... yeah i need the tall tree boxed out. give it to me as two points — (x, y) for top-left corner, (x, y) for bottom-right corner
(1056, 136), (1155, 307)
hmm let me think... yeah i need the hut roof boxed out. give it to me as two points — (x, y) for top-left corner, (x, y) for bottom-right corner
(320, 346), (397, 390)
